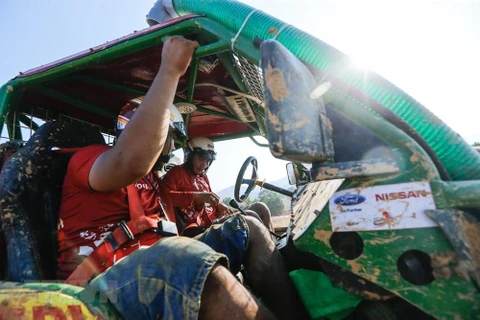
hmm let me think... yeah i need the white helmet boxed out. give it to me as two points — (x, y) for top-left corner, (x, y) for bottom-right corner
(186, 137), (216, 161)
(169, 103), (187, 140)
(116, 96), (187, 140)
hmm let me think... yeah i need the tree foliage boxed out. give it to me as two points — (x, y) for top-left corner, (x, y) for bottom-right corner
(222, 197), (232, 205)
(258, 189), (285, 216)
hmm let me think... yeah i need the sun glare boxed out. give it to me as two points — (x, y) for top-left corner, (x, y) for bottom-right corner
(349, 55), (374, 72)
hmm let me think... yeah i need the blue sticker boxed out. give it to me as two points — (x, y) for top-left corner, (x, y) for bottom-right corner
(333, 194), (366, 206)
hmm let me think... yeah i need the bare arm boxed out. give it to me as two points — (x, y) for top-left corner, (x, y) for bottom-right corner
(89, 36), (199, 191)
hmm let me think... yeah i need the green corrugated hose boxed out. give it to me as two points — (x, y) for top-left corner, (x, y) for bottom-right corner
(173, 0), (480, 181)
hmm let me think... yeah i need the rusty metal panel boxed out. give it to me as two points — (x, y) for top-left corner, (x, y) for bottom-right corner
(291, 179), (344, 241)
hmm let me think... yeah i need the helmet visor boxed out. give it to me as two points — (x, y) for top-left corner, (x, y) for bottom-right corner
(194, 149), (216, 161)
(171, 121), (187, 141)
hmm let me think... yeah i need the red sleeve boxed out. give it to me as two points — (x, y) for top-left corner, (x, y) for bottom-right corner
(161, 166), (197, 207)
(66, 145), (110, 190)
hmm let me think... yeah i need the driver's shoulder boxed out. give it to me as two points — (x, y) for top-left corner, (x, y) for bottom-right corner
(71, 144), (111, 160)
(67, 144), (110, 169)
(64, 145), (111, 187)
(162, 163), (187, 180)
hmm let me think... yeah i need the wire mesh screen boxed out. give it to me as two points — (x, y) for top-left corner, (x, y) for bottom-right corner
(0, 108), (115, 145)
(0, 110), (39, 144)
(232, 53), (265, 104)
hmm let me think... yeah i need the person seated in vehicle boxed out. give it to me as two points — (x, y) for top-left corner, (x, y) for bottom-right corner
(160, 136), (274, 236)
(56, 36), (307, 320)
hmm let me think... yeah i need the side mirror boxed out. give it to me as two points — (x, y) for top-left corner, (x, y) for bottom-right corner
(286, 162), (311, 186)
(286, 162), (297, 185)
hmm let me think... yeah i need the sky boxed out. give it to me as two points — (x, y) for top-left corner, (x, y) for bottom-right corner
(1, 0), (479, 193)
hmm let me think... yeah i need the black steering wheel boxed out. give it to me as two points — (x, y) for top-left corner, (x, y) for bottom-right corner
(234, 156), (258, 203)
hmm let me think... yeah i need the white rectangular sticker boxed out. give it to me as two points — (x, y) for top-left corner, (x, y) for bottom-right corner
(329, 181), (437, 232)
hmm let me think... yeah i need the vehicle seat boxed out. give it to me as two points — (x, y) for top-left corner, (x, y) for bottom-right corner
(0, 121), (106, 281)
(0, 141), (22, 280)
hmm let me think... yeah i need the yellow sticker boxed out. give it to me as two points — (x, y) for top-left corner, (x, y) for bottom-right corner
(0, 289), (99, 320)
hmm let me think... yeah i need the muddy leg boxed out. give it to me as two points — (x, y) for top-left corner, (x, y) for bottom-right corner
(247, 202), (274, 231)
(243, 216), (309, 320)
(200, 263), (277, 319)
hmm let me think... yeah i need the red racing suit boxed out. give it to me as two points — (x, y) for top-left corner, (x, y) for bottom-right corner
(161, 165), (219, 228)
(57, 145), (174, 280)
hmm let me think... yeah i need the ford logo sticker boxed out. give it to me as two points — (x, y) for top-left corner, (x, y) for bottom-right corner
(334, 194), (366, 206)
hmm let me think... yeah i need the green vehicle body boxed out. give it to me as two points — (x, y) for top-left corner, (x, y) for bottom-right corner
(0, 1), (479, 319)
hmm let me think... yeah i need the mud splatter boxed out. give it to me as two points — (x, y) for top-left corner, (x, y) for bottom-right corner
(431, 251), (457, 268)
(366, 235), (403, 245)
(363, 291), (382, 300)
(457, 293), (474, 301)
(314, 229), (332, 245)
(369, 268), (381, 283)
(264, 64), (288, 101)
(430, 251), (470, 280)
(459, 214), (480, 270)
(325, 116), (333, 135)
(409, 154), (419, 163)
(288, 113), (310, 130)
(315, 167), (339, 178)
(267, 27), (277, 35)
(351, 173), (398, 189)
(394, 273), (401, 282)
(316, 162), (397, 180)
(347, 260), (361, 274)
(267, 111), (283, 134)
(25, 161), (32, 175)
